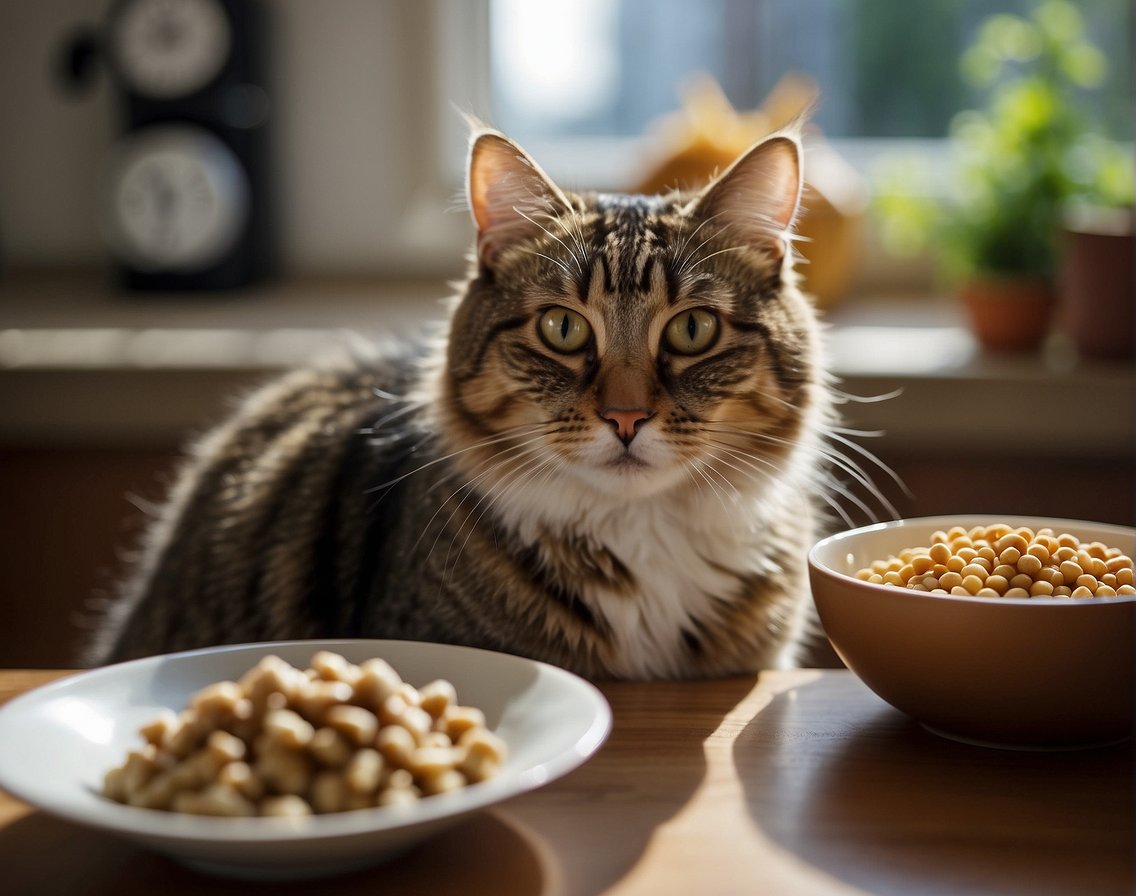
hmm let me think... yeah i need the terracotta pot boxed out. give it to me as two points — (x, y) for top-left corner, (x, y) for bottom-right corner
(1058, 207), (1135, 360)
(959, 276), (1055, 352)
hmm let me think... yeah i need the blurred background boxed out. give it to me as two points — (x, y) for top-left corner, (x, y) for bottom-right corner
(0, 0), (1132, 666)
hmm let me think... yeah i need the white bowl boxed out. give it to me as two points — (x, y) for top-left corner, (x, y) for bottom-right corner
(0, 640), (611, 879)
(809, 516), (1135, 749)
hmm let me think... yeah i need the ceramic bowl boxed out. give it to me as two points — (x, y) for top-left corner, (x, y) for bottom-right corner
(0, 639), (611, 880)
(808, 516), (1135, 749)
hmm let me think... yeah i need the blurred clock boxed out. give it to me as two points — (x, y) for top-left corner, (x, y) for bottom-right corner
(101, 0), (272, 291)
(110, 0), (232, 99)
(104, 126), (249, 272)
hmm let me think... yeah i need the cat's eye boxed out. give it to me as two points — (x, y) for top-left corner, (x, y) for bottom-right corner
(538, 307), (591, 353)
(664, 309), (719, 355)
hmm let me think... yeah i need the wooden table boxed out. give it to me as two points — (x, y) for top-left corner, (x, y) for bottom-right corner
(1, 669), (1131, 895)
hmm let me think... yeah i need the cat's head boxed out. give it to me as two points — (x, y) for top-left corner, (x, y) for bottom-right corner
(438, 128), (829, 506)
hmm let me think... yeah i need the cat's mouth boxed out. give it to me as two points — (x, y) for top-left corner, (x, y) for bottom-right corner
(608, 452), (650, 469)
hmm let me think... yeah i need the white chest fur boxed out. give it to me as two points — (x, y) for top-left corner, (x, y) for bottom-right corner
(499, 474), (806, 678)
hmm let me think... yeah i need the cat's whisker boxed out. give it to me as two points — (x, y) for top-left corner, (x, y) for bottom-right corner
(365, 423), (545, 495)
(442, 447), (559, 578)
(424, 447), (552, 565)
(824, 430), (911, 500)
(523, 248), (575, 279)
(832, 386), (905, 405)
(363, 397), (426, 434)
(683, 245), (751, 273)
(684, 455), (740, 516)
(422, 439), (553, 562)
(531, 204), (591, 276)
(704, 422), (898, 522)
(673, 209), (729, 274)
(513, 206), (586, 276)
(713, 431), (863, 527)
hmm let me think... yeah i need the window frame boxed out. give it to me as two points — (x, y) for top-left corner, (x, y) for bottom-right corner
(427, 0), (961, 291)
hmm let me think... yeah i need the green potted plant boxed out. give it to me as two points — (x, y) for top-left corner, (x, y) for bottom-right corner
(877, 0), (1130, 352)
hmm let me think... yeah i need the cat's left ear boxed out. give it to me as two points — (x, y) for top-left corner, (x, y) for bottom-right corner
(467, 129), (572, 267)
(684, 132), (803, 260)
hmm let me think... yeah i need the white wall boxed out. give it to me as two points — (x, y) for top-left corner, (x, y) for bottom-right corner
(0, 0), (476, 276)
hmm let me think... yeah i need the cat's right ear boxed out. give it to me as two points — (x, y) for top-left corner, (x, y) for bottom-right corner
(467, 130), (571, 268)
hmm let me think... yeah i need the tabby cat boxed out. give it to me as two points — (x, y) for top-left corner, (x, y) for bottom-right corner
(91, 126), (847, 678)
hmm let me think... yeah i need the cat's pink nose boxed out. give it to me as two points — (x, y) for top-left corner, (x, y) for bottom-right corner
(600, 407), (653, 446)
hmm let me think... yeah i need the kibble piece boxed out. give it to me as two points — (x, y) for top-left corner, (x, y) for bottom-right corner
(294, 680), (355, 725)
(376, 724), (418, 768)
(103, 653), (505, 817)
(377, 786), (420, 808)
(173, 783), (257, 817)
(438, 705), (488, 742)
(323, 704), (379, 747)
(344, 748), (384, 794)
(260, 795), (313, 818)
(310, 769), (348, 814)
(255, 746), (313, 796)
(308, 726), (353, 767)
(419, 768), (466, 796)
(310, 650), (361, 685)
(218, 760), (264, 801)
(262, 708), (315, 750)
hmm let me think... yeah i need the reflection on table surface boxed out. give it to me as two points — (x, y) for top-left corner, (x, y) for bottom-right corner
(0, 669), (1131, 895)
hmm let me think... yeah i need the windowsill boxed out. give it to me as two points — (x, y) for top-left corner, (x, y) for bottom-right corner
(0, 271), (1132, 454)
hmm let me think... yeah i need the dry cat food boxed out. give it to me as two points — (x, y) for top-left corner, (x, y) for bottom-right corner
(855, 524), (1135, 599)
(102, 652), (507, 817)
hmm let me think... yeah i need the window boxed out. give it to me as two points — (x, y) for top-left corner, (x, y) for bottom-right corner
(487, 0), (1130, 181)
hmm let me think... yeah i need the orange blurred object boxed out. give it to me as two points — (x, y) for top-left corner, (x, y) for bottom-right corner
(631, 75), (868, 308)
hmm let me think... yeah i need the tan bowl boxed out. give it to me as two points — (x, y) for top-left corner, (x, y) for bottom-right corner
(808, 516), (1135, 749)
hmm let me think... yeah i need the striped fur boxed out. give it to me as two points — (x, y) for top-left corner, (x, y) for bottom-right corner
(91, 129), (840, 679)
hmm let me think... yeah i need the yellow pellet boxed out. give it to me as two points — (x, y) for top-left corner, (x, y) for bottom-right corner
(998, 546), (1022, 566)
(853, 525), (1133, 601)
(985, 574), (1010, 593)
(938, 571), (963, 590)
(1059, 561), (1083, 584)
(961, 575), (985, 595)
(996, 533), (1028, 554)
(1010, 573), (1034, 591)
(960, 563), (989, 580)
(1106, 555), (1132, 572)
(911, 555), (935, 575)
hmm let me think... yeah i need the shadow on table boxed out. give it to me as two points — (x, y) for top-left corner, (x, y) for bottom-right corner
(733, 675), (1135, 896)
(498, 675), (759, 896)
(0, 809), (543, 896)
